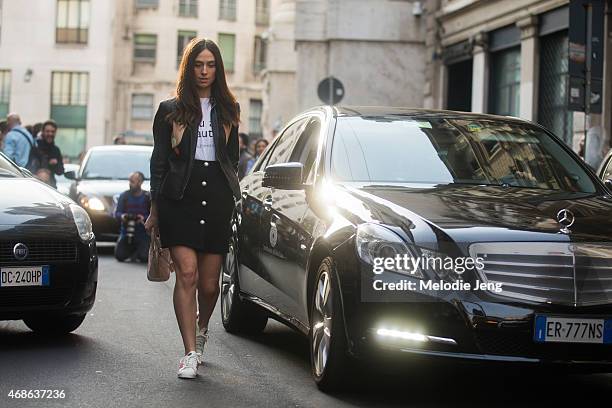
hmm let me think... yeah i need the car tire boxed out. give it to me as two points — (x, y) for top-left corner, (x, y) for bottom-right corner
(309, 256), (353, 392)
(221, 237), (268, 334)
(23, 313), (86, 335)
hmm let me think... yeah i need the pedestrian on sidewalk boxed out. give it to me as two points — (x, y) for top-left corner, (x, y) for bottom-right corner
(245, 137), (269, 174)
(3, 113), (35, 168)
(37, 120), (65, 188)
(145, 37), (241, 380)
(237, 132), (253, 180)
(0, 120), (8, 150)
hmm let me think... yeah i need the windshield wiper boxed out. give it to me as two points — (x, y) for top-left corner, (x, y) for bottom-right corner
(83, 176), (114, 180)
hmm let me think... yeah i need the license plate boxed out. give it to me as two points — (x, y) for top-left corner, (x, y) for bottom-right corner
(534, 315), (612, 344)
(0, 266), (50, 287)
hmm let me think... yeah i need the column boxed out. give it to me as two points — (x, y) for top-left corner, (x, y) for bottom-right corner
(517, 15), (538, 121)
(471, 32), (488, 113)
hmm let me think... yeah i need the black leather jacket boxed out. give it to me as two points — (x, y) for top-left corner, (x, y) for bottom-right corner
(150, 98), (241, 203)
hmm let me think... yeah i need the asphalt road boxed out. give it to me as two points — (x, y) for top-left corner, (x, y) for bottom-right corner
(1, 249), (611, 408)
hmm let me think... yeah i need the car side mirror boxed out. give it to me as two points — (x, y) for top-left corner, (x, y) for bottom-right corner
(64, 170), (78, 180)
(605, 179), (612, 191)
(262, 162), (304, 190)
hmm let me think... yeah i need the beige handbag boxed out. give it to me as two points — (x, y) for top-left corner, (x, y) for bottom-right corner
(147, 227), (175, 282)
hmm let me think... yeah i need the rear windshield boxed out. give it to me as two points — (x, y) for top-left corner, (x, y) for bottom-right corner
(331, 117), (597, 193)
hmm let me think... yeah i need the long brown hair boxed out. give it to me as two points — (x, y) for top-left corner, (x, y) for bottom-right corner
(167, 38), (240, 128)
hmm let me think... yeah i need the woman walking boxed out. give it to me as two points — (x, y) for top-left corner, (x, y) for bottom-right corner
(145, 38), (241, 379)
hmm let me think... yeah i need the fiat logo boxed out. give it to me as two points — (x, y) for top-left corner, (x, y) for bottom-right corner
(13, 243), (29, 260)
(556, 209), (575, 233)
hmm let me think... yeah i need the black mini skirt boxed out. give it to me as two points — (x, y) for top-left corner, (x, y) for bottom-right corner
(157, 160), (235, 254)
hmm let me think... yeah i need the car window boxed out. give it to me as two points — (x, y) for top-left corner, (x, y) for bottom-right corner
(331, 117), (597, 193)
(81, 150), (152, 180)
(603, 157), (612, 181)
(264, 118), (308, 169)
(289, 118), (321, 183)
(251, 136), (280, 173)
(0, 152), (24, 178)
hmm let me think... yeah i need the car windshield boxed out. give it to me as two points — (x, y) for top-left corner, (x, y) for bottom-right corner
(0, 152), (24, 178)
(331, 116), (597, 193)
(81, 150), (151, 180)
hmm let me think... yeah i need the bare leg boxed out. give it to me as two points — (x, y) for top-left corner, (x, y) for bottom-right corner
(170, 246), (199, 354)
(196, 253), (224, 331)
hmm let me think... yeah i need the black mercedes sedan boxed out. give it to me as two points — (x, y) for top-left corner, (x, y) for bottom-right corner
(0, 152), (98, 334)
(221, 106), (612, 391)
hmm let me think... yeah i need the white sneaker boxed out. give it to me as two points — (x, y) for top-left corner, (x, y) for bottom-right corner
(195, 326), (209, 365)
(177, 351), (199, 379)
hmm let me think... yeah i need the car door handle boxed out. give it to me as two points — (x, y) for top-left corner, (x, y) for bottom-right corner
(263, 195), (273, 211)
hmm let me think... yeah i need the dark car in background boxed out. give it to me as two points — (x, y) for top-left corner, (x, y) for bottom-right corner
(221, 106), (612, 391)
(66, 145), (152, 242)
(0, 151), (98, 334)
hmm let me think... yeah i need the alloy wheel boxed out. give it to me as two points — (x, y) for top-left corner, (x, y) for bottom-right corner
(221, 241), (236, 321)
(311, 270), (333, 377)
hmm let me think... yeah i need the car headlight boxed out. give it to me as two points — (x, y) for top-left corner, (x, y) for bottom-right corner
(419, 248), (462, 282)
(80, 195), (105, 211)
(70, 204), (94, 241)
(356, 223), (425, 279)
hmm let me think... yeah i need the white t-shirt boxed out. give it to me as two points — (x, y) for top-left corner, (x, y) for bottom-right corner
(194, 98), (216, 161)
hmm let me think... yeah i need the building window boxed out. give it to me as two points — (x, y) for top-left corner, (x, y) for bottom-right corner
(446, 59), (472, 112)
(489, 47), (521, 117)
(136, 0), (158, 8)
(218, 33), (236, 72)
(0, 70), (10, 118)
(132, 94), (154, 120)
(219, 0), (236, 21)
(56, 0), (90, 44)
(51, 71), (88, 106)
(253, 36), (267, 73)
(134, 34), (157, 63)
(179, 0), (198, 17)
(249, 99), (263, 140)
(50, 71), (88, 160)
(538, 30), (573, 146)
(177, 30), (197, 68)
(255, 0), (269, 25)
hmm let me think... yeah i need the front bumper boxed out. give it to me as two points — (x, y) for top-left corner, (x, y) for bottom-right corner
(336, 251), (612, 369)
(350, 299), (612, 368)
(0, 238), (98, 320)
(87, 210), (119, 242)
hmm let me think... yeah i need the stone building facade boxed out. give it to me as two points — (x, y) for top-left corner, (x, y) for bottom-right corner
(424, 0), (612, 168)
(0, 0), (270, 160)
(263, 0), (429, 138)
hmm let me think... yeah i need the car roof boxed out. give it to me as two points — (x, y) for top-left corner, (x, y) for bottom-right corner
(87, 145), (153, 152)
(326, 106), (532, 124)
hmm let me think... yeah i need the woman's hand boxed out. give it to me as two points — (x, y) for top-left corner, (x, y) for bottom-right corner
(145, 213), (158, 235)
